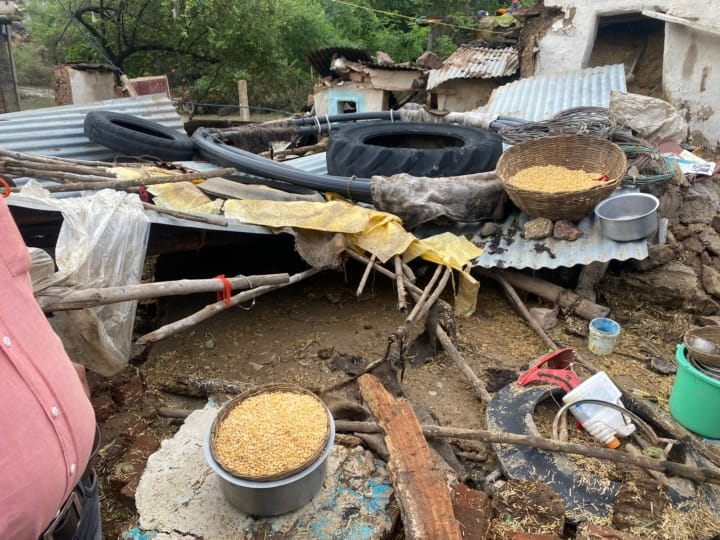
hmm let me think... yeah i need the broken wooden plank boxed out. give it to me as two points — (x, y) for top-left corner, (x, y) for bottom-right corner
(358, 374), (462, 540)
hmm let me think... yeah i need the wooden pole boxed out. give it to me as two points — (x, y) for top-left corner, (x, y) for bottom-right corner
(356, 254), (377, 297)
(237, 80), (250, 122)
(335, 420), (720, 486)
(142, 202), (228, 227)
(136, 267), (320, 344)
(37, 273), (290, 311)
(358, 374), (462, 540)
(436, 328), (492, 404)
(394, 256), (408, 313)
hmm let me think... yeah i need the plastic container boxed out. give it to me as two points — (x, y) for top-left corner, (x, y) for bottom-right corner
(669, 345), (720, 438)
(563, 371), (636, 448)
(588, 318), (621, 355)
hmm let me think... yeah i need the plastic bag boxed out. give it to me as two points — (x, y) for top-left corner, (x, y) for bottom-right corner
(20, 181), (150, 375)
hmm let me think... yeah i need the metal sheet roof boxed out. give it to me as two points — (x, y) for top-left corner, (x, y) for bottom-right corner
(427, 46), (518, 90)
(485, 64), (627, 122)
(472, 210), (648, 270)
(0, 94), (185, 161)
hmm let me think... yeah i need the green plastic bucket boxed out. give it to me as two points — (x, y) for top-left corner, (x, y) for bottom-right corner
(669, 344), (720, 438)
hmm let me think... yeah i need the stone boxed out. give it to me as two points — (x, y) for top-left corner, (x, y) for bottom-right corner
(91, 393), (117, 422)
(702, 265), (720, 299)
(632, 244), (681, 272)
(111, 374), (145, 407)
(576, 523), (644, 539)
(682, 235), (705, 254)
(700, 228), (720, 256)
(523, 218), (553, 240)
(553, 220), (583, 241)
(712, 214), (720, 234)
(452, 483), (492, 540)
(678, 197), (716, 225)
(612, 479), (668, 530)
(480, 222), (499, 237)
(416, 51), (442, 70)
(564, 316), (588, 338)
(702, 250), (714, 266)
(110, 434), (160, 510)
(649, 356), (677, 375)
(529, 307), (558, 330)
(492, 481), (564, 537)
(658, 186), (683, 221)
(133, 406), (396, 539)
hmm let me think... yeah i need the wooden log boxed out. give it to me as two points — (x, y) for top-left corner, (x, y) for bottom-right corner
(4, 167), (115, 184)
(158, 375), (253, 398)
(142, 202), (229, 227)
(437, 328), (492, 404)
(0, 158), (117, 177)
(136, 267), (320, 344)
(487, 269), (610, 321)
(38, 273), (290, 311)
(335, 420), (720, 486)
(358, 374), (462, 540)
(11, 167), (237, 193)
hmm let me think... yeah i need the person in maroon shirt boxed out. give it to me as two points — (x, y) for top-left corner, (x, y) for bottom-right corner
(0, 196), (100, 540)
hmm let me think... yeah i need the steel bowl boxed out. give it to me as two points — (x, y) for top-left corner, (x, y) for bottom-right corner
(203, 404), (335, 516)
(594, 192), (659, 242)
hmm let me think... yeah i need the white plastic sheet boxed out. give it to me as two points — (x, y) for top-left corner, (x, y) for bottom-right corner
(20, 181), (150, 376)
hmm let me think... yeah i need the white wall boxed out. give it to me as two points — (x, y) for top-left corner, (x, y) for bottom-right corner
(67, 69), (116, 104)
(664, 25), (720, 148)
(534, 0), (720, 147)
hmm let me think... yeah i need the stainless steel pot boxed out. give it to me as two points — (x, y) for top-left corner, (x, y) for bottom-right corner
(203, 410), (335, 516)
(594, 192), (659, 242)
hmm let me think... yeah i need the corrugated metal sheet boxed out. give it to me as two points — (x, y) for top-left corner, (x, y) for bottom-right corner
(305, 47), (371, 78)
(427, 46), (518, 91)
(283, 152), (328, 175)
(364, 63), (422, 72)
(472, 211), (648, 270)
(485, 64), (627, 122)
(0, 94), (185, 161)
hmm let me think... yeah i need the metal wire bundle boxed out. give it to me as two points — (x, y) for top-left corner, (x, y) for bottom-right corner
(498, 108), (618, 145)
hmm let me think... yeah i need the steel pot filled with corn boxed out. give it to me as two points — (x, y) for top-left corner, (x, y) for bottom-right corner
(204, 383), (335, 516)
(496, 135), (627, 221)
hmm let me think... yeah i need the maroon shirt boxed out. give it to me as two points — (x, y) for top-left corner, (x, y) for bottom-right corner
(0, 197), (96, 539)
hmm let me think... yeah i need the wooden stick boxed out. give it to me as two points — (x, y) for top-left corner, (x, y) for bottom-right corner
(4, 166), (116, 184)
(0, 158), (117, 177)
(358, 374), (462, 540)
(318, 357), (385, 395)
(401, 260), (416, 283)
(405, 264), (443, 324)
(356, 254), (377, 297)
(436, 328), (492, 404)
(407, 267), (451, 327)
(495, 273), (558, 350)
(485, 269), (610, 321)
(10, 168), (237, 193)
(136, 267), (320, 344)
(346, 249), (424, 297)
(37, 273), (290, 311)
(335, 420), (720, 485)
(394, 256), (408, 312)
(142, 202), (228, 227)
(159, 376), (253, 398)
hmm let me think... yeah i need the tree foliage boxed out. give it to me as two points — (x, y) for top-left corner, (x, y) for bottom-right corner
(25, 0), (505, 110)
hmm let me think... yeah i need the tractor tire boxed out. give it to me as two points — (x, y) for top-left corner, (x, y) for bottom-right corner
(84, 111), (195, 162)
(326, 121), (502, 178)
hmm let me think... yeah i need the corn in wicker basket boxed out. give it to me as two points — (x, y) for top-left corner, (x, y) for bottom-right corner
(496, 134), (627, 221)
(210, 383), (332, 482)
(684, 327), (720, 369)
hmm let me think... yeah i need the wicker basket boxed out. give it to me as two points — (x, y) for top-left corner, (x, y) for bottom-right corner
(684, 327), (720, 369)
(496, 135), (627, 221)
(210, 383), (332, 482)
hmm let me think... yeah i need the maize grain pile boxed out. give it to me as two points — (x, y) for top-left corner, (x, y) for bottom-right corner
(213, 391), (329, 478)
(508, 165), (603, 192)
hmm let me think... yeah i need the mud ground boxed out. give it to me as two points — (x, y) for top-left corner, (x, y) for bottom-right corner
(89, 234), (704, 538)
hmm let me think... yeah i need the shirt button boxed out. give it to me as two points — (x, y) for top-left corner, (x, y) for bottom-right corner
(70, 463), (77, 475)
(2, 336), (10, 347)
(51, 406), (60, 417)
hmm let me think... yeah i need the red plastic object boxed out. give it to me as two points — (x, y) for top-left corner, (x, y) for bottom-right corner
(517, 348), (581, 393)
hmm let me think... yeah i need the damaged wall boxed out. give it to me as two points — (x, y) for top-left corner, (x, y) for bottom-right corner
(433, 79), (497, 111)
(533, 0), (720, 147)
(313, 84), (387, 116)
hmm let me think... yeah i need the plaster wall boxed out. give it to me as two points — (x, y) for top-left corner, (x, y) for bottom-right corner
(433, 80), (497, 112)
(67, 68), (116, 104)
(365, 68), (422, 91)
(664, 25), (720, 148)
(313, 85), (387, 115)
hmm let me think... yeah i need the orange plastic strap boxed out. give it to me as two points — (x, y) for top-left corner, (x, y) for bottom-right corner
(0, 177), (11, 198)
(215, 274), (232, 307)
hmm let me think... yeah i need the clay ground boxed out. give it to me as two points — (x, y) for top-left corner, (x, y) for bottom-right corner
(89, 234), (704, 538)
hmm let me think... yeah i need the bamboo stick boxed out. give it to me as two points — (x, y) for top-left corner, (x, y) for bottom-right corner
(37, 273), (290, 311)
(10, 167), (237, 193)
(142, 202), (228, 227)
(356, 254), (377, 297)
(394, 255), (407, 312)
(334, 421), (720, 485)
(136, 267), (320, 344)
(0, 158), (117, 177)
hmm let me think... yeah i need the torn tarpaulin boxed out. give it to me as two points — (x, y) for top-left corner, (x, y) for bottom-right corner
(370, 171), (506, 230)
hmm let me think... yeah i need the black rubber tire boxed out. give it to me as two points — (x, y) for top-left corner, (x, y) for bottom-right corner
(84, 111), (195, 161)
(326, 121), (502, 178)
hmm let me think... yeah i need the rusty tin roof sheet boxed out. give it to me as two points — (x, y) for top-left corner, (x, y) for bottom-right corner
(427, 46), (518, 90)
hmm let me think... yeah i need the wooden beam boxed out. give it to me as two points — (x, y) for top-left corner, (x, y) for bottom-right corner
(358, 374), (462, 540)
(641, 10), (720, 37)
